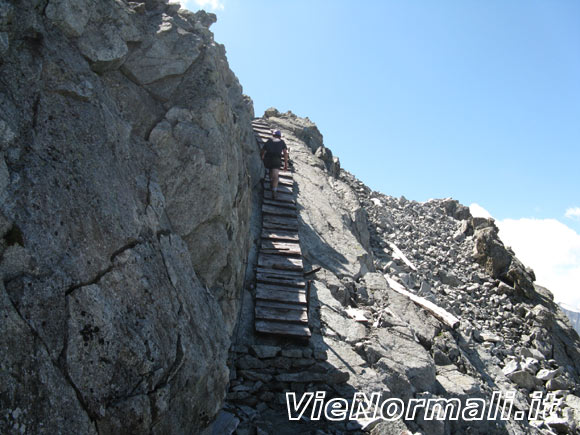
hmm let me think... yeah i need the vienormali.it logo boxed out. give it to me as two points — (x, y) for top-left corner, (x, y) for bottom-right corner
(286, 391), (562, 422)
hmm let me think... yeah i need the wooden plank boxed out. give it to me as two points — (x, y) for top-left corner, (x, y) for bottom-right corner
(265, 177), (293, 186)
(255, 320), (311, 338)
(261, 229), (299, 242)
(258, 253), (303, 271)
(263, 199), (297, 210)
(256, 282), (306, 294)
(266, 170), (293, 179)
(256, 266), (304, 278)
(256, 286), (307, 305)
(260, 240), (301, 257)
(260, 247), (301, 257)
(262, 204), (297, 218)
(257, 269), (306, 287)
(263, 190), (294, 203)
(263, 215), (298, 231)
(263, 214), (298, 226)
(260, 240), (301, 252)
(255, 305), (308, 324)
(385, 276), (460, 329)
(256, 300), (306, 311)
(264, 183), (293, 194)
(262, 221), (297, 232)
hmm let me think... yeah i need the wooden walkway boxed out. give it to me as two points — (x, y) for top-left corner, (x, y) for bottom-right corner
(252, 119), (311, 339)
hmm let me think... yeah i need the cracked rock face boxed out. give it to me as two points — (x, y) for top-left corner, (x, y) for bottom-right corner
(0, 1), (260, 433)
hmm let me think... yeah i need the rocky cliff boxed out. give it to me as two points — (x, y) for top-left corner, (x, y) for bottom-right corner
(560, 304), (580, 337)
(1, 1), (261, 433)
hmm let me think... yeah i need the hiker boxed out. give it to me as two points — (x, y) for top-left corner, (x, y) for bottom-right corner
(261, 129), (288, 199)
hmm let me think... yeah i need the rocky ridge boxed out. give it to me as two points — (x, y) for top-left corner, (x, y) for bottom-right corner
(559, 305), (580, 337)
(217, 109), (580, 435)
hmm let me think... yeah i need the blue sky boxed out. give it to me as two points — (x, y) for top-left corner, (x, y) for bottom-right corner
(183, 1), (580, 308)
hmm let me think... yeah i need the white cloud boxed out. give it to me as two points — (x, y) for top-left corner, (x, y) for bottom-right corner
(180, 0), (224, 11)
(469, 203), (493, 219)
(469, 203), (580, 310)
(565, 207), (580, 220)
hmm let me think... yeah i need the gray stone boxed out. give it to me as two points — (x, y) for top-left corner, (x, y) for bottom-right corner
(480, 331), (502, 343)
(531, 304), (553, 328)
(201, 410), (239, 435)
(536, 368), (562, 382)
(473, 226), (512, 278)
(373, 328), (436, 393)
(546, 376), (571, 391)
(545, 413), (575, 433)
(238, 371), (273, 383)
(522, 357), (540, 375)
(502, 359), (520, 376)
(250, 345), (280, 359)
(77, 24), (129, 73)
(275, 372), (326, 383)
(236, 356), (266, 370)
(520, 347), (545, 361)
(320, 305), (367, 344)
(507, 370), (538, 390)
(436, 364), (481, 396)
(45, 0), (91, 37)
(437, 269), (461, 287)
(280, 349), (303, 358)
(432, 349), (452, 366)
(121, 20), (202, 85)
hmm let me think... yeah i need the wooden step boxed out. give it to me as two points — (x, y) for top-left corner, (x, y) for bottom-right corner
(261, 229), (299, 243)
(262, 204), (297, 218)
(256, 268), (306, 287)
(256, 266), (304, 277)
(255, 299), (306, 310)
(264, 183), (292, 194)
(252, 122), (270, 128)
(260, 240), (301, 257)
(263, 198), (297, 210)
(265, 177), (293, 187)
(256, 284), (307, 305)
(256, 320), (311, 338)
(258, 253), (303, 271)
(262, 215), (298, 231)
(255, 305), (308, 324)
(263, 190), (294, 203)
